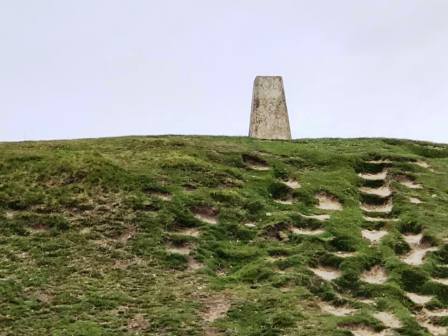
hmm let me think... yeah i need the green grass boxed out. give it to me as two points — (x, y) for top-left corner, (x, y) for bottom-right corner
(0, 136), (447, 335)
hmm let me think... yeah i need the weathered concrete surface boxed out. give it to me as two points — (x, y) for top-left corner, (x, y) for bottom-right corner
(249, 76), (291, 140)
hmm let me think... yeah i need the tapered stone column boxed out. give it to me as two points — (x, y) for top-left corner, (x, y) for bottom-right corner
(249, 76), (291, 140)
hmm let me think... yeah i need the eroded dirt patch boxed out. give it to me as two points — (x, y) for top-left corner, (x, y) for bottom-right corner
(166, 243), (192, 256)
(332, 251), (357, 258)
(128, 313), (149, 332)
(361, 265), (388, 285)
(409, 197), (422, 204)
(315, 192), (343, 211)
(310, 266), (341, 281)
(192, 206), (219, 225)
(396, 175), (422, 189)
(282, 178), (301, 189)
(300, 213), (331, 221)
(176, 227), (201, 237)
(291, 227), (325, 236)
(406, 292), (433, 305)
(242, 154), (270, 171)
(318, 301), (356, 316)
(373, 312), (402, 329)
(361, 230), (388, 244)
(202, 296), (231, 323)
(401, 233), (437, 266)
(416, 312), (447, 335)
(358, 170), (388, 181)
(359, 186), (392, 198)
(363, 216), (398, 223)
(151, 192), (172, 201)
(344, 325), (393, 336)
(360, 200), (393, 213)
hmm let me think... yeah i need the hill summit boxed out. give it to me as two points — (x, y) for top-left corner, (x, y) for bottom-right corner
(1, 136), (448, 335)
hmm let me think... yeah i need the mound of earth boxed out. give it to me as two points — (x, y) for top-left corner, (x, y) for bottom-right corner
(0, 136), (447, 335)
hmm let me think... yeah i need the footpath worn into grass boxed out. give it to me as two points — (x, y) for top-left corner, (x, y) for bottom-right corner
(0, 136), (448, 336)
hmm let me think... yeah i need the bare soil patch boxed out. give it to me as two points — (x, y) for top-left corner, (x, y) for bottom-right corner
(395, 175), (422, 189)
(401, 248), (437, 266)
(243, 154), (270, 171)
(405, 292), (433, 305)
(359, 186), (392, 198)
(360, 265), (388, 285)
(400, 235), (437, 266)
(416, 312), (447, 335)
(332, 251), (357, 258)
(176, 227), (201, 237)
(360, 200), (393, 214)
(152, 192), (172, 201)
(310, 266), (342, 281)
(318, 301), (356, 316)
(187, 256), (203, 271)
(344, 325), (393, 336)
(128, 313), (149, 332)
(291, 227), (325, 236)
(409, 197), (422, 204)
(415, 161), (430, 169)
(315, 192), (343, 211)
(192, 206), (219, 225)
(118, 226), (136, 244)
(433, 278), (448, 286)
(363, 216), (398, 223)
(300, 213), (331, 221)
(202, 296), (231, 323)
(367, 159), (392, 164)
(274, 196), (294, 205)
(358, 170), (388, 181)
(166, 244), (191, 256)
(282, 179), (301, 189)
(423, 308), (448, 317)
(361, 230), (388, 244)
(373, 312), (402, 329)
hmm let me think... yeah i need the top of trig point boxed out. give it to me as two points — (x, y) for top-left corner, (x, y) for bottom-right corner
(249, 76), (292, 140)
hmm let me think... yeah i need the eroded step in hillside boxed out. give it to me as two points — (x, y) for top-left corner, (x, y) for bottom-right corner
(315, 192), (343, 211)
(363, 216), (399, 222)
(358, 170), (388, 181)
(281, 178), (301, 189)
(373, 312), (402, 329)
(395, 175), (423, 189)
(359, 186), (392, 198)
(174, 227), (201, 237)
(360, 201), (393, 214)
(416, 312), (447, 336)
(405, 292), (433, 305)
(318, 301), (356, 316)
(401, 233), (438, 266)
(291, 227), (325, 236)
(332, 251), (357, 258)
(310, 266), (341, 281)
(362, 229), (388, 244)
(409, 197), (423, 204)
(299, 213), (331, 221)
(344, 325), (393, 336)
(361, 265), (388, 285)
(192, 206), (219, 225)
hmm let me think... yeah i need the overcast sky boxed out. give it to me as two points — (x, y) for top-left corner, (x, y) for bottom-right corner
(1, 1), (447, 143)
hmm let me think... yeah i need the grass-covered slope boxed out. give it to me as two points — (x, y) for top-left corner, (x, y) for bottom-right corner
(1, 136), (448, 336)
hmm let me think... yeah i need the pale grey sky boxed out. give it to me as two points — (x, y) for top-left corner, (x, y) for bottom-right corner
(1, 1), (447, 142)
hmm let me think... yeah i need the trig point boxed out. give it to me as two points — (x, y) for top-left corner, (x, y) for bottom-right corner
(249, 76), (291, 140)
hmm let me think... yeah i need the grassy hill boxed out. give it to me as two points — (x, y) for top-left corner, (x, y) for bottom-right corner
(1, 136), (448, 336)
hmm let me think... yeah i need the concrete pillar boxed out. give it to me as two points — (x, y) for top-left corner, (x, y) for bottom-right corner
(249, 76), (291, 140)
